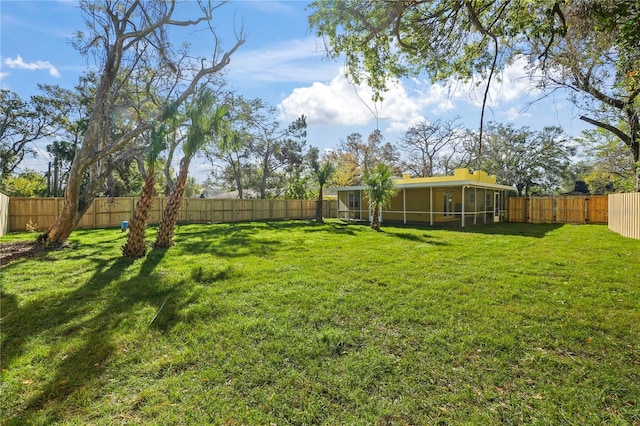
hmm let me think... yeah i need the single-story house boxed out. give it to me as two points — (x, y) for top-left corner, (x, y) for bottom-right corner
(335, 168), (515, 227)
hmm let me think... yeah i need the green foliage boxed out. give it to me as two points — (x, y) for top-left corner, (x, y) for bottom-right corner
(183, 90), (228, 160)
(0, 90), (44, 180)
(308, 1), (562, 100)
(1, 222), (639, 424)
(578, 128), (637, 193)
(284, 169), (313, 199)
(309, 1), (639, 173)
(328, 130), (400, 187)
(475, 123), (575, 196)
(364, 163), (398, 230)
(146, 123), (168, 171)
(205, 96), (308, 199)
(0, 170), (47, 197)
(312, 157), (336, 190)
(183, 176), (203, 198)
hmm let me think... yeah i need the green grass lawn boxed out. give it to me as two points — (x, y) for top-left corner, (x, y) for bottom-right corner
(1, 220), (639, 425)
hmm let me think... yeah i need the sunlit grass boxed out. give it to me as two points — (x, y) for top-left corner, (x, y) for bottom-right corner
(1, 221), (639, 424)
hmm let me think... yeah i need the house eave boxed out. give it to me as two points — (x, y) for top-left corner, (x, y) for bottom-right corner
(332, 180), (515, 192)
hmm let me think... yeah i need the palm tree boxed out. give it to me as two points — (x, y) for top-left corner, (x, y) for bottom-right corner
(364, 163), (398, 231)
(313, 159), (336, 223)
(121, 124), (167, 258)
(154, 91), (229, 248)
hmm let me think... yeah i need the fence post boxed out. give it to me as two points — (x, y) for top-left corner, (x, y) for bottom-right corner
(584, 198), (589, 223)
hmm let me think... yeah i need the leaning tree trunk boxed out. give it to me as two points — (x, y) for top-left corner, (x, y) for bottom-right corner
(315, 185), (324, 223)
(154, 160), (189, 248)
(122, 170), (156, 258)
(38, 153), (95, 246)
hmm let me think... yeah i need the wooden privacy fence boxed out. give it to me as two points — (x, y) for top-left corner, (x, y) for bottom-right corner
(8, 197), (339, 233)
(505, 195), (608, 224)
(0, 192), (8, 237)
(608, 193), (640, 240)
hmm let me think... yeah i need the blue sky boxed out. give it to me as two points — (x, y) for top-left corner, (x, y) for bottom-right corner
(1, 0), (589, 183)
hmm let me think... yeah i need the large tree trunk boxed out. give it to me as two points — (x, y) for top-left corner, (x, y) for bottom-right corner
(260, 152), (270, 199)
(38, 146), (96, 246)
(154, 159), (190, 248)
(122, 170), (156, 258)
(316, 185), (324, 223)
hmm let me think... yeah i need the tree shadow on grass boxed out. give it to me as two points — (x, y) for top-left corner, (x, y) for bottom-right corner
(174, 222), (284, 257)
(1, 245), (218, 423)
(172, 220), (360, 257)
(378, 221), (566, 238)
(441, 222), (566, 238)
(381, 230), (450, 246)
(302, 220), (359, 236)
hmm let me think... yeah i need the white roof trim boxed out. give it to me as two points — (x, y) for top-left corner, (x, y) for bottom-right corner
(333, 180), (515, 192)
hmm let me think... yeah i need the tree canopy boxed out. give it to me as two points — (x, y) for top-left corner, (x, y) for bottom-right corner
(309, 0), (639, 180)
(40, 0), (244, 245)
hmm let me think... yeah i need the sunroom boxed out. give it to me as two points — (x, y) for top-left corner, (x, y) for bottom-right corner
(335, 169), (515, 227)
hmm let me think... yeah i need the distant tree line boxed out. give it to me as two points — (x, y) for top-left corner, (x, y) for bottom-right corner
(1, 0), (638, 251)
(1, 81), (635, 200)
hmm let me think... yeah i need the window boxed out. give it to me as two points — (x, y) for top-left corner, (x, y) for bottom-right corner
(443, 193), (454, 217)
(348, 192), (360, 210)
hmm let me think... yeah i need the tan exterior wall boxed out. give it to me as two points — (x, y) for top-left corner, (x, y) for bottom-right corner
(7, 197), (338, 233)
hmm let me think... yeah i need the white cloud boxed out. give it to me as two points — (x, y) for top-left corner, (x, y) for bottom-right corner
(3, 55), (60, 78)
(278, 56), (547, 139)
(279, 68), (427, 131)
(505, 106), (532, 121)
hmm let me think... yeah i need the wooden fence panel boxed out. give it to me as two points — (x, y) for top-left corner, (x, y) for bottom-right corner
(93, 197), (135, 228)
(7, 197), (339, 232)
(587, 196), (608, 223)
(506, 195), (608, 225)
(556, 196), (585, 224)
(0, 192), (8, 237)
(9, 197), (59, 231)
(608, 193), (640, 240)
(506, 197), (527, 222)
(529, 197), (554, 223)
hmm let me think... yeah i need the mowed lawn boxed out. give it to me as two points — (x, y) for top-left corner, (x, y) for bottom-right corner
(1, 220), (639, 425)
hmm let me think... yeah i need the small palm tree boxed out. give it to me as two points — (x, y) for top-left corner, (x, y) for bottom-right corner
(313, 160), (336, 223)
(121, 124), (167, 258)
(364, 163), (398, 231)
(154, 91), (230, 248)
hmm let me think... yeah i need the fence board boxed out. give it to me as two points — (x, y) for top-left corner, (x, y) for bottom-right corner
(506, 197), (527, 222)
(0, 192), (8, 237)
(608, 193), (640, 240)
(7, 197), (338, 232)
(587, 196), (608, 223)
(506, 195), (608, 225)
(529, 197), (554, 223)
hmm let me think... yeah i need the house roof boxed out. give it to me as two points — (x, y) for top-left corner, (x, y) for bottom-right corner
(334, 168), (516, 192)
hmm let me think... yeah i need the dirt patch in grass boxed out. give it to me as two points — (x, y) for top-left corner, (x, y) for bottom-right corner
(0, 240), (74, 266)
(0, 241), (43, 266)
